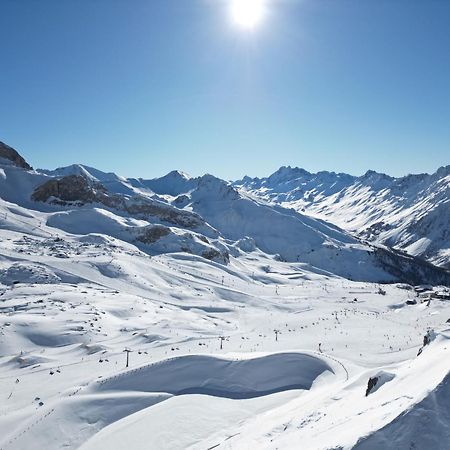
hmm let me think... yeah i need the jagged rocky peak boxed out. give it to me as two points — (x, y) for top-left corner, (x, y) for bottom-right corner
(195, 174), (239, 200)
(32, 175), (108, 205)
(267, 166), (311, 183)
(435, 165), (450, 178)
(240, 175), (258, 183)
(0, 141), (33, 170)
(359, 169), (394, 183)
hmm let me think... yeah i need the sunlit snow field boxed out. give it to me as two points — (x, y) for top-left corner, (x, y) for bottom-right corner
(1, 210), (450, 449)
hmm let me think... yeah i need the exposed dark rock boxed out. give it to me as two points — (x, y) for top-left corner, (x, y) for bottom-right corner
(202, 249), (221, 260)
(360, 221), (392, 239)
(374, 247), (450, 287)
(417, 329), (435, 356)
(202, 248), (230, 264)
(0, 141), (33, 170)
(135, 225), (171, 244)
(31, 175), (213, 232)
(366, 376), (379, 397)
(173, 195), (190, 208)
(124, 201), (205, 229)
(31, 175), (108, 204)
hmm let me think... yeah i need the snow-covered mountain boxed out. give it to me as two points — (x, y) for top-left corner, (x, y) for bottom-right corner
(235, 165), (450, 268)
(0, 144), (447, 285)
(2, 141), (450, 450)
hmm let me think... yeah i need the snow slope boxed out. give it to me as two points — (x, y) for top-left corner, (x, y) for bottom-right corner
(1, 142), (450, 449)
(355, 357), (450, 449)
(2, 151), (448, 283)
(1, 213), (450, 449)
(235, 165), (450, 268)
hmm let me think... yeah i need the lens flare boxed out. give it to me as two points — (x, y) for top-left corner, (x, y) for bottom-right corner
(231, 0), (265, 29)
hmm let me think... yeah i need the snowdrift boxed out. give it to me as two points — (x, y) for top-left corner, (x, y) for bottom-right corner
(355, 371), (450, 449)
(0, 353), (332, 450)
(92, 352), (333, 399)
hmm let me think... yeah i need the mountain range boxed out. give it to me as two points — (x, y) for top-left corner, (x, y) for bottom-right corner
(235, 165), (450, 268)
(2, 139), (450, 450)
(0, 140), (449, 285)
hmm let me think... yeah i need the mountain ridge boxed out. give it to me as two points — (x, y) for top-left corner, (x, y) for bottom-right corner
(235, 164), (450, 268)
(0, 140), (449, 283)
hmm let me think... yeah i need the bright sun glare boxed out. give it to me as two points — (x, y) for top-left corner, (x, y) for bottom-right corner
(231, 0), (265, 29)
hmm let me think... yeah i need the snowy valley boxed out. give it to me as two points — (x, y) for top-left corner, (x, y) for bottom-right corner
(235, 165), (450, 268)
(1, 141), (450, 450)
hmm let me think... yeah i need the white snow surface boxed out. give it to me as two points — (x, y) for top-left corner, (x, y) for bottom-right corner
(235, 165), (450, 268)
(1, 154), (450, 449)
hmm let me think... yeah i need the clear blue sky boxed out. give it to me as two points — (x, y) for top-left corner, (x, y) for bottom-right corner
(0, 0), (449, 179)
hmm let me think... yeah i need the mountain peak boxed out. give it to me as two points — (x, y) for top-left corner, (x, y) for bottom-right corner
(195, 174), (240, 200)
(435, 165), (450, 178)
(359, 170), (393, 183)
(0, 141), (33, 170)
(138, 170), (196, 196)
(269, 166), (310, 180)
(163, 170), (192, 181)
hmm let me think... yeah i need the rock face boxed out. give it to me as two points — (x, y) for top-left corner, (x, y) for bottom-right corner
(31, 175), (109, 205)
(201, 248), (223, 261)
(132, 224), (229, 263)
(0, 141), (33, 170)
(135, 225), (171, 244)
(124, 199), (207, 230)
(374, 247), (450, 287)
(31, 174), (217, 234)
(366, 377), (379, 397)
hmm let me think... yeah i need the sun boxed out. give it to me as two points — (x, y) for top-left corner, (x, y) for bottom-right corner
(231, 0), (265, 29)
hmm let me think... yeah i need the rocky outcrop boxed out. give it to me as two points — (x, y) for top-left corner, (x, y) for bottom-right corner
(374, 246), (450, 286)
(31, 175), (217, 234)
(0, 141), (33, 170)
(201, 248), (223, 261)
(135, 225), (171, 244)
(124, 199), (206, 229)
(172, 195), (190, 208)
(366, 377), (379, 396)
(133, 225), (229, 264)
(31, 175), (111, 205)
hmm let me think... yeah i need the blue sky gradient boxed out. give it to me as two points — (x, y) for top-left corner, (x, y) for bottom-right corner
(0, 0), (449, 179)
